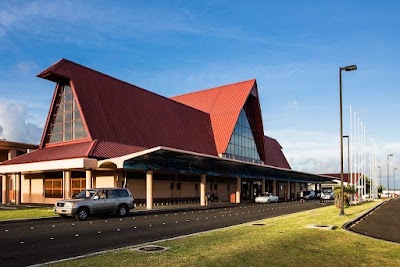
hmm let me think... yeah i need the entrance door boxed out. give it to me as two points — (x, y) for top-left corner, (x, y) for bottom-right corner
(278, 183), (286, 199)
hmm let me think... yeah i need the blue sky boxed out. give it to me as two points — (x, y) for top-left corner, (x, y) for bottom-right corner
(1, 0), (400, 182)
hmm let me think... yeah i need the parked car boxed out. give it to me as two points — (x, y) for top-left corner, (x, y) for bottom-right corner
(255, 193), (279, 203)
(299, 190), (316, 200)
(54, 188), (134, 221)
(320, 189), (334, 200)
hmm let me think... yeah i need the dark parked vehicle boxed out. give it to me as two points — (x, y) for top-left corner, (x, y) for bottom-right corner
(299, 190), (316, 200)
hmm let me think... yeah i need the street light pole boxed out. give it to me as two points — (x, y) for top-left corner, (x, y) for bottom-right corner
(339, 65), (357, 216)
(377, 166), (381, 193)
(394, 168), (397, 197)
(387, 154), (393, 197)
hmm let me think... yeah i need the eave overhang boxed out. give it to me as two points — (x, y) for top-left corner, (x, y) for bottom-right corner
(99, 146), (334, 183)
(0, 158), (97, 174)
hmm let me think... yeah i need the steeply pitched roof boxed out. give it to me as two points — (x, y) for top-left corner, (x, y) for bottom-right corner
(171, 79), (265, 160)
(264, 136), (291, 169)
(37, 59), (218, 158)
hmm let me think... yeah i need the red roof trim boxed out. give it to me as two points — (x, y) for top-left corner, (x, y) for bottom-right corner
(39, 83), (61, 149)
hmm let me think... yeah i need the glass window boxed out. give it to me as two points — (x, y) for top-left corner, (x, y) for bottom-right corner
(44, 178), (63, 198)
(71, 178), (85, 196)
(224, 108), (261, 163)
(117, 189), (129, 197)
(46, 84), (88, 144)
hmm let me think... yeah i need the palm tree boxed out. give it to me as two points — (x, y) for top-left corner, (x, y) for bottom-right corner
(334, 185), (356, 208)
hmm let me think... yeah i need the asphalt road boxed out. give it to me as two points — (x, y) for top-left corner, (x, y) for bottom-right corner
(348, 197), (400, 243)
(0, 200), (332, 267)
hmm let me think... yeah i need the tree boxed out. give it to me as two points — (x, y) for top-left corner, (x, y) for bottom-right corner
(334, 185), (356, 208)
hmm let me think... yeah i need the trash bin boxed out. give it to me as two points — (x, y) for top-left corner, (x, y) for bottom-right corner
(230, 193), (236, 203)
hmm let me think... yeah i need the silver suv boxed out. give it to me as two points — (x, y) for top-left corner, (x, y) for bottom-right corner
(54, 188), (134, 221)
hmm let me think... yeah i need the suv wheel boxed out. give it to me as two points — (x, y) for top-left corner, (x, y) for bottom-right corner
(117, 204), (129, 217)
(75, 207), (89, 221)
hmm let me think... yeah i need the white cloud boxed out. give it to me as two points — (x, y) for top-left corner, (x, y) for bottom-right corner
(0, 99), (42, 144)
(266, 128), (340, 174)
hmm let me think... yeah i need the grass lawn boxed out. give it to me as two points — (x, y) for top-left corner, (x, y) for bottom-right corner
(0, 207), (55, 220)
(51, 201), (400, 267)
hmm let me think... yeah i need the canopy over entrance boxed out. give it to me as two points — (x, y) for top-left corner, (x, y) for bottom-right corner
(115, 147), (333, 183)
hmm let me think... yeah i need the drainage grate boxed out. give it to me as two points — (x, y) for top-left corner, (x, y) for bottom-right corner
(252, 223), (266, 226)
(135, 245), (169, 253)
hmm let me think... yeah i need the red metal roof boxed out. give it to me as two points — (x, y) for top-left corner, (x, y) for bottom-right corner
(1, 141), (94, 165)
(264, 136), (291, 169)
(37, 59), (218, 158)
(172, 79), (265, 160)
(89, 140), (147, 159)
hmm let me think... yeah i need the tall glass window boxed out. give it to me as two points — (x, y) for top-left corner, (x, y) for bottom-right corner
(46, 85), (88, 143)
(223, 109), (261, 163)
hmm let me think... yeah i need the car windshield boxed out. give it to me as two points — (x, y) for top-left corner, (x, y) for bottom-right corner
(323, 190), (332, 194)
(259, 193), (272, 197)
(74, 189), (98, 199)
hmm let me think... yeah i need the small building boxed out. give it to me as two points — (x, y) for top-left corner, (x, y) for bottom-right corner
(0, 140), (38, 203)
(0, 59), (332, 208)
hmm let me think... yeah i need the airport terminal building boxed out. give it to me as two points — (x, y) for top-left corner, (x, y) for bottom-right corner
(0, 59), (332, 209)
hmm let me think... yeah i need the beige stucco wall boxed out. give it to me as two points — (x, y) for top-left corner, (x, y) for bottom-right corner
(127, 179), (146, 199)
(16, 168), (237, 204)
(21, 174), (46, 204)
(95, 176), (116, 188)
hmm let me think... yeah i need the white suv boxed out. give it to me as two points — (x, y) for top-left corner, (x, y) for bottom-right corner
(54, 188), (134, 221)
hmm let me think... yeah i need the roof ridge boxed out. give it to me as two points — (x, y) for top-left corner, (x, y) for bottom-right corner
(40, 58), (212, 117)
(172, 78), (256, 99)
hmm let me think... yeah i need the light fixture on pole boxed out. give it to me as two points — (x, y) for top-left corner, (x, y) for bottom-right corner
(387, 154), (393, 197)
(339, 65), (357, 216)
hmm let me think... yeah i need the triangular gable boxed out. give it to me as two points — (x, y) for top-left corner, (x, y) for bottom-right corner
(40, 83), (90, 148)
(172, 79), (265, 162)
(37, 59), (218, 157)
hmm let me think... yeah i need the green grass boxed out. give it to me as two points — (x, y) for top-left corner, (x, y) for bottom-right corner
(51, 201), (400, 267)
(0, 207), (55, 220)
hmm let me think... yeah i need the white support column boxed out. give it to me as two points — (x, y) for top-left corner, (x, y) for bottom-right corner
(272, 180), (277, 195)
(8, 149), (17, 160)
(200, 174), (206, 206)
(261, 179), (266, 194)
(2, 175), (8, 204)
(235, 177), (241, 203)
(287, 181), (291, 200)
(146, 170), (153, 210)
(85, 169), (92, 189)
(15, 173), (21, 205)
(64, 170), (71, 199)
